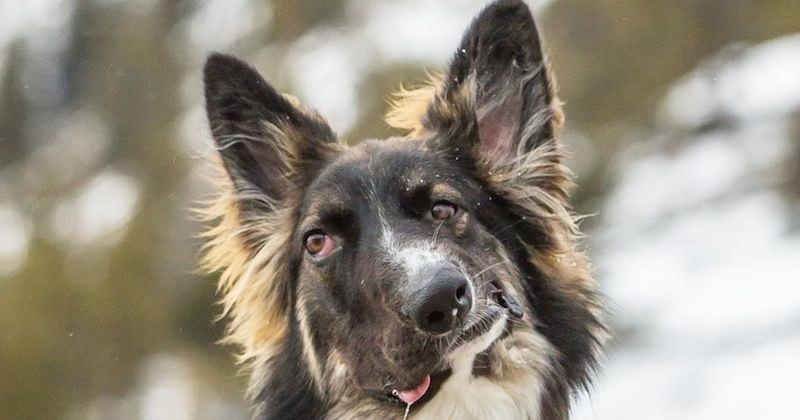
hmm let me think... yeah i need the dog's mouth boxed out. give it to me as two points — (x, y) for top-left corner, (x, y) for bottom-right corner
(382, 281), (524, 406)
(488, 280), (525, 319)
(392, 373), (431, 405)
(458, 280), (524, 340)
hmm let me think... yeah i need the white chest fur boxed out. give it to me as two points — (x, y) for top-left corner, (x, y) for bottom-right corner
(412, 315), (544, 420)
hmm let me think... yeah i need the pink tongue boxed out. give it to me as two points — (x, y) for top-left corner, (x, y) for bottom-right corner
(395, 374), (431, 405)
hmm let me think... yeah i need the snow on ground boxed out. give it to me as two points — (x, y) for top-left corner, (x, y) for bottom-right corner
(574, 33), (800, 420)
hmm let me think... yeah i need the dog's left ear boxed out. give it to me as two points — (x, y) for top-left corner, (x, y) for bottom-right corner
(204, 53), (338, 220)
(424, 0), (562, 169)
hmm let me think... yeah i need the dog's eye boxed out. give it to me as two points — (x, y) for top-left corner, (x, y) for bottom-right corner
(431, 202), (457, 221)
(305, 231), (336, 258)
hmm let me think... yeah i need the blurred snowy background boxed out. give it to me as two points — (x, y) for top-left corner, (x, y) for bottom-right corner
(1, 0), (798, 419)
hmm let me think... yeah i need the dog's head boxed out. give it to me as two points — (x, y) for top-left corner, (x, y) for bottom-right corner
(201, 0), (603, 416)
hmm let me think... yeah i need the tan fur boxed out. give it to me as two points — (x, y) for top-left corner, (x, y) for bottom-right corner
(198, 112), (342, 398)
(384, 56), (592, 306)
(382, 55), (605, 415)
(385, 58), (564, 138)
(385, 73), (444, 136)
(296, 291), (326, 395)
(413, 328), (554, 420)
(202, 46), (601, 418)
(322, 325), (556, 420)
(196, 164), (293, 360)
(431, 183), (463, 202)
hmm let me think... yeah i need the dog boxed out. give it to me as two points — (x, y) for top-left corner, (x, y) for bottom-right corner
(199, 0), (605, 418)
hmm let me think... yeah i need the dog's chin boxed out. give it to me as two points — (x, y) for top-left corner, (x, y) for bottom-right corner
(379, 302), (512, 407)
(450, 301), (509, 350)
(444, 280), (523, 357)
(368, 283), (524, 406)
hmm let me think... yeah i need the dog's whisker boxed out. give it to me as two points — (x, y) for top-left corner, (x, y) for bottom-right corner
(473, 260), (509, 278)
(492, 219), (528, 235)
(197, 2), (605, 415)
(431, 220), (445, 246)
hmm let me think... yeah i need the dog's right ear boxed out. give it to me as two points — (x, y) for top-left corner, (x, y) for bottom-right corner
(389, 0), (563, 175)
(204, 53), (338, 215)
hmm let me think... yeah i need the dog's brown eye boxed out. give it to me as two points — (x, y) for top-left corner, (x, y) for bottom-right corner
(306, 232), (336, 258)
(431, 202), (457, 221)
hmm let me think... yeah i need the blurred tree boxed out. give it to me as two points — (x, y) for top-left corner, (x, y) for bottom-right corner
(1, 1), (799, 419)
(541, 0), (800, 207)
(268, 0), (347, 41)
(0, 43), (26, 167)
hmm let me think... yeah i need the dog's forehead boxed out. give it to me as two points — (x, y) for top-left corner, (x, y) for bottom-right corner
(312, 138), (436, 193)
(343, 137), (425, 169)
(299, 137), (465, 222)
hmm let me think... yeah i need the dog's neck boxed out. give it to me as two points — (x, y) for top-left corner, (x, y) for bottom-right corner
(321, 321), (555, 420)
(410, 317), (549, 420)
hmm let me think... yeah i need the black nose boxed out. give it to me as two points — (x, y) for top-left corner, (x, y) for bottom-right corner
(407, 264), (472, 334)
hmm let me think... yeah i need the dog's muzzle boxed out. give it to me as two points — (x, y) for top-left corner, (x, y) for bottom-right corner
(403, 262), (473, 334)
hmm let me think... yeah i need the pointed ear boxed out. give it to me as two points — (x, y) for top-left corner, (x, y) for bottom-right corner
(422, 0), (562, 168)
(204, 53), (338, 215)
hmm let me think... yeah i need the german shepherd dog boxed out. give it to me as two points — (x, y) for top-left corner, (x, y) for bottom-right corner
(200, 0), (604, 418)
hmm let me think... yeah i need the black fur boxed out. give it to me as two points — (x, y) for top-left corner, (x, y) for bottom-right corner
(428, 0), (557, 165)
(204, 53), (337, 211)
(254, 318), (326, 419)
(202, 1), (602, 419)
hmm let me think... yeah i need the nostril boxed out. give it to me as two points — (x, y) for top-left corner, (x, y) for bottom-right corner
(410, 264), (473, 333)
(455, 282), (472, 323)
(455, 285), (466, 301)
(426, 310), (446, 326)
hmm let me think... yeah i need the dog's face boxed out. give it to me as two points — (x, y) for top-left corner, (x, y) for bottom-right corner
(293, 140), (527, 397)
(202, 0), (602, 416)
